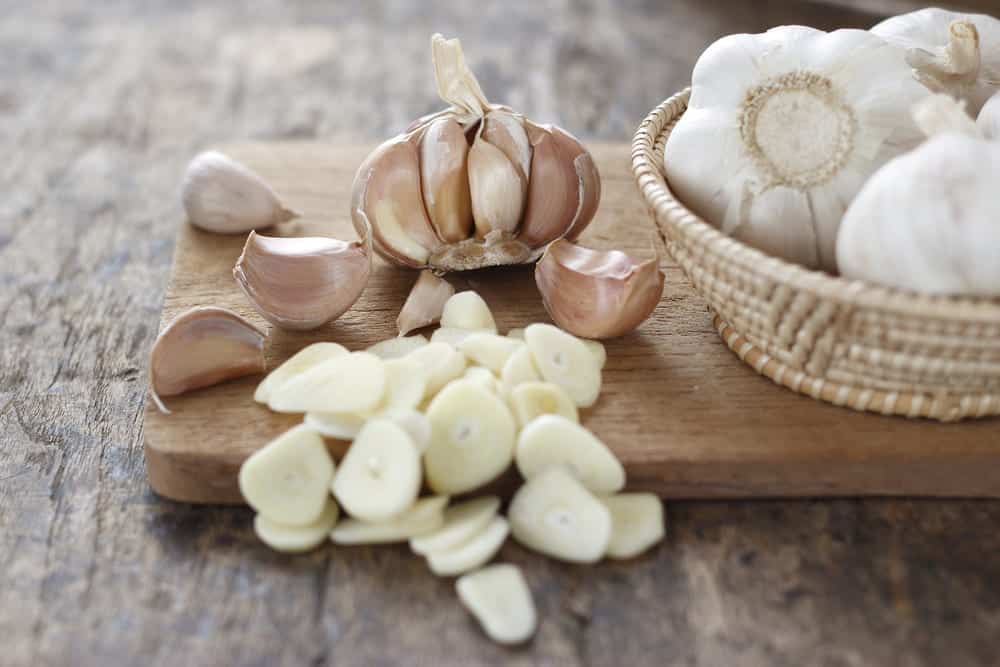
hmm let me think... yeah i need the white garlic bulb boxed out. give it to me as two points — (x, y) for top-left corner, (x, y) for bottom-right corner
(664, 26), (930, 273)
(978, 91), (1000, 140)
(836, 95), (1000, 296)
(872, 8), (1000, 116)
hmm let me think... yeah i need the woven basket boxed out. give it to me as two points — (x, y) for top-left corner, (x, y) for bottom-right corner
(632, 89), (1000, 422)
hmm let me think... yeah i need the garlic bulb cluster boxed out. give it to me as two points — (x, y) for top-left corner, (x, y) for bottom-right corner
(872, 8), (1000, 116)
(351, 34), (601, 272)
(664, 26), (930, 273)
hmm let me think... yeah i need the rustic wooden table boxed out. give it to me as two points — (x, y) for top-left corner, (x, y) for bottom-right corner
(3, 1), (998, 665)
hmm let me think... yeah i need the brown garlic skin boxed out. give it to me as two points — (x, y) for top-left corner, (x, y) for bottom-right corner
(535, 240), (664, 340)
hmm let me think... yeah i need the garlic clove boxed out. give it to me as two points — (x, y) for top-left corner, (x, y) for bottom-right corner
(254, 342), (349, 405)
(548, 126), (601, 241)
(238, 424), (335, 526)
(420, 118), (474, 243)
(182, 151), (298, 234)
(409, 496), (501, 555)
(524, 323), (602, 408)
(535, 239), (664, 340)
(405, 342), (468, 399)
(331, 419), (422, 522)
(440, 291), (498, 332)
(426, 516), (509, 577)
(515, 414), (625, 494)
(468, 133), (525, 238)
(149, 306), (266, 414)
(499, 344), (541, 397)
(516, 123), (583, 248)
(254, 497), (340, 554)
(304, 411), (366, 441)
(455, 564), (537, 645)
(457, 333), (524, 373)
(509, 381), (578, 428)
(397, 270), (456, 336)
(600, 493), (665, 560)
(330, 496), (449, 545)
(481, 111), (532, 192)
(268, 352), (386, 414)
(462, 366), (499, 394)
(367, 334), (429, 359)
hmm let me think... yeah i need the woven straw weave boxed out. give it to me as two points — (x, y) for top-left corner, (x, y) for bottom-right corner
(632, 89), (1000, 422)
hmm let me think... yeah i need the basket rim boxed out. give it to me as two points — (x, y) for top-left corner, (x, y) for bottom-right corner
(631, 89), (1000, 324)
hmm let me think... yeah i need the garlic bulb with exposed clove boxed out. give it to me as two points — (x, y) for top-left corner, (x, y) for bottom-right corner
(149, 306), (266, 413)
(535, 239), (663, 339)
(182, 151), (298, 234)
(234, 231), (371, 331)
(351, 34), (601, 272)
(397, 270), (455, 336)
(978, 91), (1000, 139)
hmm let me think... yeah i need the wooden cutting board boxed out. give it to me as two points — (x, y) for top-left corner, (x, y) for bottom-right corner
(143, 142), (1000, 504)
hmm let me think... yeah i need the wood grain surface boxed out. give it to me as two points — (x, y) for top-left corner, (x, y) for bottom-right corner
(3, 2), (999, 666)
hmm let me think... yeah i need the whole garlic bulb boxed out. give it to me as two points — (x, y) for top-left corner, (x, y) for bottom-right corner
(872, 8), (1000, 116)
(978, 91), (1000, 139)
(836, 95), (1000, 296)
(663, 26), (930, 273)
(351, 34), (600, 272)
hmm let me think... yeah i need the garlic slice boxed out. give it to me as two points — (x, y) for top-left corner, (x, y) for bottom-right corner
(268, 352), (386, 414)
(456, 564), (537, 645)
(524, 323), (602, 408)
(238, 424), (335, 526)
(509, 382), (578, 428)
(330, 496), (449, 545)
(469, 132), (525, 239)
(457, 333), (524, 373)
(254, 342), (349, 405)
(431, 327), (493, 348)
(424, 380), (517, 495)
(600, 494), (665, 559)
(440, 291), (498, 332)
(370, 357), (428, 414)
(462, 366), (499, 394)
(405, 342), (468, 398)
(506, 328), (525, 340)
(304, 411), (366, 440)
(499, 345), (541, 397)
(426, 516), (509, 576)
(149, 306), (266, 414)
(254, 498), (340, 553)
(384, 409), (432, 453)
(515, 415), (624, 494)
(367, 334), (429, 359)
(510, 325), (606, 367)
(548, 126), (601, 241)
(410, 496), (501, 555)
(397, 270), (456, 336)
(331, 419), (422, 522)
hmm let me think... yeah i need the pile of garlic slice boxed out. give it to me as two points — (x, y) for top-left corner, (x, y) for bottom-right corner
(238, 290), (665, 645)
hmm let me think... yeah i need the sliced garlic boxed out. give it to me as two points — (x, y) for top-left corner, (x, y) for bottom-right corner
(515, 415), (624, 494)
(506, 328), (525, 340)
(457, 333), (524, 373)
(370, 357), (428, 413)
(427, 516), (509, 576)
(439, 291), (498, 332)
(397, 270), (456, 336)
(384, 409), (432, 452)
(499, 344), (541, 397)
(331, 419), (422, 522)
(304, 411), (366, 440)
(254, 342), (349, 404)
(524, 323), (601, 408)
(509, 382), (578, 428)
(409, 496), (501, 555)
(268, 352), (386, 414)
(582, 339), (607, 369)
(330, 496), (449, 545)
(456, 564), (537, 645)
(601, 493), (665, 559)
(238, 424), (335, 526)
(431, 327), (493, 348)
(462, 366), (499, 394)
(508, 466), (611, 563)
(405, 342), (468, 398)
(424, 380), (516, 495)
(367, 334), (429, 359)
(254, 498), (340, 553)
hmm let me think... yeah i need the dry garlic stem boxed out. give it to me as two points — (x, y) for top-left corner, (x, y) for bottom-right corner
(182, 151), (298, 234)
(397, 270), (455, 335)
(149, 306), (266, 414)
(535, 239), (663, 339)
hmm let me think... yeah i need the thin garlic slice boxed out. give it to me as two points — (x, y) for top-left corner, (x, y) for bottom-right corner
(457, 333), (524, 373)
(440, 291), (498, 332)
(367, 334), (429, 359)
(508, 466), (611, 563)
(499, 344), (541, 397)
(462, 366), (499, 394)
(330, 496), (449, 545)
(371, 357), (428, 413)
(427, 516), (509, 576)
(410, 496), (501, 555)
(431, 327), (494, 348)
(254, 342), (349, 404)
(506, 328), (525, 340)
(601, 494), (665, 559)
(268, 352), (386, 414)
(516, 415), (624, 493)
(582, 339), (607, 369)
(524, 323), (601, 407)
(331, 419), (421, 522)
(509, 382), (578, 427)
(304, 411), (366, 440)
(254, 498), (340, 553)
(456, 564), (537, 645)
(238, 424), (335, 526)
(398, 270), (456, 335)
(406, 342), (468, 398)
(384, 409), (432, 452)
(424, 380), (516, 495)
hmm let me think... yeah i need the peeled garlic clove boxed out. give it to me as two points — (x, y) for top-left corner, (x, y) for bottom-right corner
(149, 306), (266, 413)
(462, 366), (499, 394)
(440, 291), (498, 332)
(234, 232), (371, 331)
(509, 381), (578, 427)
(424, 380), (517, 495)
(331, 419), (422, 522)
(182, 151), (297, 234)
(254, 498), (340, 553)
(468, 132), (525, 238)
(304, 411), (366, 440)
(431, 327), (492, 348)
(331, 496), (449, 545)
(535, 239), (663, 340)
(600, 493), (665, 559)
(516, 415), (624, 493)
(524, 323), (602, 407)
(384, 408), (432, 452)
(269, 352), (386, 414)
(405, 342), (468, 398)
(548, 126), (601, 240)
(410, 496), (501, 555)
(254, 342), (349, 404)
(516, 123), (582, 248)
(482, 111), (532, 192)
(499, 344), (541, 397)
(367, 334), (429, 359)
(457, 333), (523, 373)
(456, 564), (537, 645)
(508, 466), (611, 563)
(238, 424), (335, 526)
(398, 270), (456, 336)
(420, 118), (474, 243)
(426, 516), (509, 577)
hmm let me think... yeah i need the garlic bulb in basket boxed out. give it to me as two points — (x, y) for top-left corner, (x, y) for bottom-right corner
(836, 95), (1000, 296)
(663, 26), (930, 273)
(351, 34), (600, 272)
(872, 8), (1000, 116)
(978, 91), (1000, 139)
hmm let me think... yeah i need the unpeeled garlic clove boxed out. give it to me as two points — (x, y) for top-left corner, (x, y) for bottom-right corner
(516, 122), (582, 247)
(548, 126), (601, 240)
(468, 131), (525, 239)
(481, 111), (532, 193)
(397, 270), (456, 336)
(234, 231), (371, 331)
(182, 151), (298, 234)
(420, 118), (474, 243)
(149, 306), (266, 414)
(535, 239), (664, 340)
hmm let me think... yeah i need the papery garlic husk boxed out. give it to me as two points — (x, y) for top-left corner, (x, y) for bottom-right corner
(664, 26), (931, 273)
(182, 151), (298, 234)
(149, 306), (266, 413)
(977, 91), (1000, 139)
(872, 9), (1000, 115)
(535, 239), (664, 339)
(234, 231), (371, 331)
(351, 33), (600, 272)
(397, 270), (455, 336)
